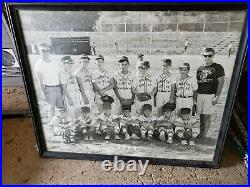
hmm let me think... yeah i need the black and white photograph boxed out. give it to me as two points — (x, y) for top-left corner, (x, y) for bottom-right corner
(7, 3), (247, 167)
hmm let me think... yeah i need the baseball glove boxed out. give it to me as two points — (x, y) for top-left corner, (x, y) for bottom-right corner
(101, 95), (114, 104)
(137, 93), (151, 102)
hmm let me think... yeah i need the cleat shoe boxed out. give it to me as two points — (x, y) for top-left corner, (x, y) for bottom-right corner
(104, 135), (110, 140)
(84, 136), (89, 141)
(159, 132), (165, 142)
(147, 135), (152, 140)
(125, 134), (130, 140)
(181, 140), (188, 145)
(167, 137), (173, 144)
(114, 135), (121, 140)
(141, 134), (146, 139)
(131, 134), (140, 140)
(189, 140), (195, 146)
(88, 135), (94, 141)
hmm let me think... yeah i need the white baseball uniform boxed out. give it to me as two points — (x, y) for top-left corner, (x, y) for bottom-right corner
(174, 116), (200, 137)
(138, 114), (157, 132)
(132, 73), (157, 115)
(75, 67), (95, 110)
(92, 69), (115, 113)
(156, 113), (175, 134)
(155, 73), (175, 114)
(60, 70), (81, 119)
(113, 70), (135, 114)
(97, 113), (120, 133)
(175, 76), (198, 112)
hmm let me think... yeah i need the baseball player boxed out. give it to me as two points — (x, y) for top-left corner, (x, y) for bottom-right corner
(175, 62), (198, 115)
(174, 108), (200, 145)
(136, 53), (144, 75)
(155, 58), (175, 116)
(119, 105), (140, 140)
(184, 38), (189, 52)
(132, 61), (157, 115)
(113, 56), (135, 114)
(156, 103), (175, 144)
(60, 56), (81, 120)
(138, 104), (157, 140)
(75, 54), (96, 113)
(50, 107), (75, 143)
(75, 106), (96, 141)
(92, 55), (115, 113)
(96, 102), (120, 140)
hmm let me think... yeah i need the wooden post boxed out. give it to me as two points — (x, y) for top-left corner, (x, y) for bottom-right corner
(150, 24), (153, 54)
(125, 18), (127, 54)
(202, 13), (206, 45)
(140, 12), (143, 32)
(227, 12), (231, 33)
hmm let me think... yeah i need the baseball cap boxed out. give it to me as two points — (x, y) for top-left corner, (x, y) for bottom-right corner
(179, 62), (190, 70)
(57, 107), (66, 112)
(61, 56), (74, 64)
(142, 104), (152, 111)
(122, 105), (131, 111)
(95, 55), (104, 61)
(118, 56), (129, 63)
(162, 59), (172, 66)
(180, 108), (191, 115)
(138, 53), (144, 58)
(162, 103), (175, 112)
(138, 61), (150, 69)
(80, 54), (90, 60)
(81, 106), (90, 113)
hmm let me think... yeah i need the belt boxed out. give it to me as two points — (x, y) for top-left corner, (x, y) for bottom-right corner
(176, 95), (193, 98)
(45, 85), (60, 87)
(159, 91), (171, 93)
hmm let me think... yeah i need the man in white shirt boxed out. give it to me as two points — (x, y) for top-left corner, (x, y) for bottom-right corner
(35, 43), (64, 121)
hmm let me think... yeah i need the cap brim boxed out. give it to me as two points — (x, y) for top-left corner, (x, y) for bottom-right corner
(179, 66), (189, 68)
(95, 58), (104, 60)
(119, 59), (128, 62)
(81, 57), (90, 60)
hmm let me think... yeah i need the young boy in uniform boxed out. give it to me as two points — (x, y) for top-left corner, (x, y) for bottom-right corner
(50, 107), (75, 143)
(155, 103), (175, 144)
(113, 56), (135, 115)
(174, 108), (200, 145)
(96, 101), (120, 140)
(132, 61), (157, 115)
(175, 62), (198, 115)
(138, 104), (157, 140)
(155, 58), (175, 116)
(75, 106), (96, 141)
(119, 105), (140, 140)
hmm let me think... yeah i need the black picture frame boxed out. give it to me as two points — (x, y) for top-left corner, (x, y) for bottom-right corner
(6, 2), (248, 168)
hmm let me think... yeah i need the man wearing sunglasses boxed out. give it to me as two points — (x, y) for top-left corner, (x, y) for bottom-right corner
(196, 48), (225, 140)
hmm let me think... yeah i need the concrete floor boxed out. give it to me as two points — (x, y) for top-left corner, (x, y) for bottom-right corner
(2, 117), (248, 184)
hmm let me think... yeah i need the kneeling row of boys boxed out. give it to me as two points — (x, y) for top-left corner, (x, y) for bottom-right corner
(50, 102), (200, 146)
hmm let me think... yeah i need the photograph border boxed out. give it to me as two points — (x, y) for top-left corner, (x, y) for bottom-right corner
(6, 2), (248, 168)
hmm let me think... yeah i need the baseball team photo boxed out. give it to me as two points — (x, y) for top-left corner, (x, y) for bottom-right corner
(15, 8), (246, 164)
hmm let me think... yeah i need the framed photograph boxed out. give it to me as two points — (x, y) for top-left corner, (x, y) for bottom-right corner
(6, 3), (247, 168)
